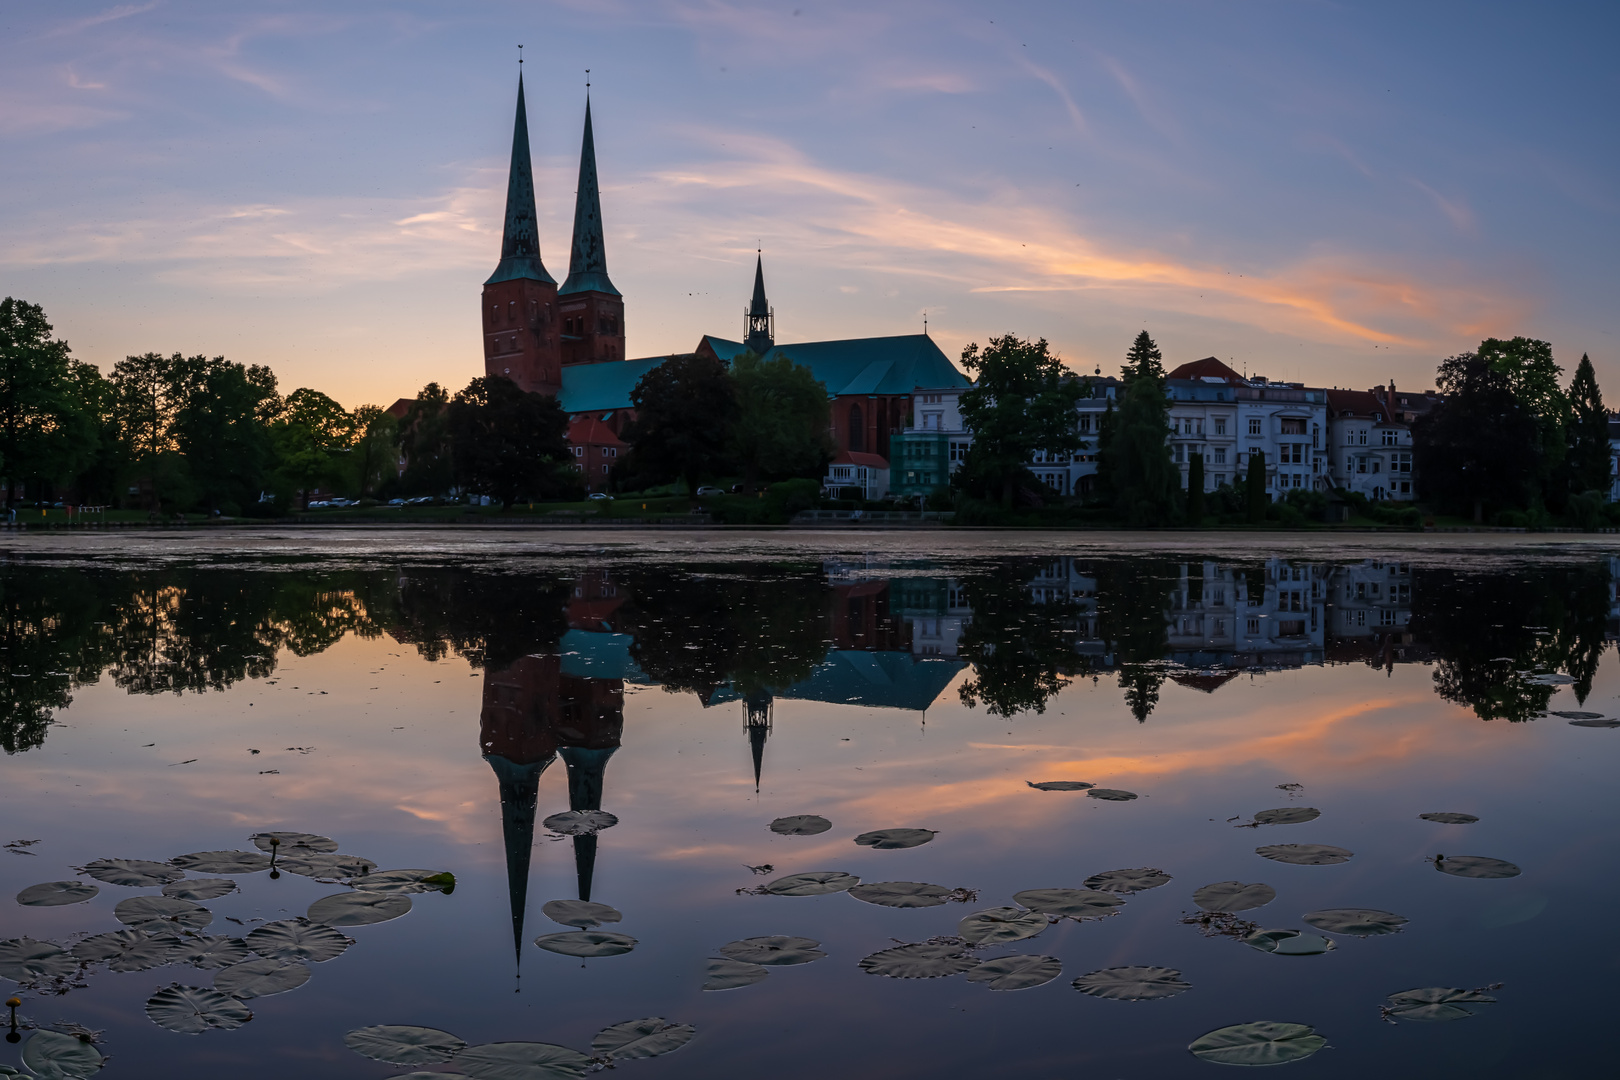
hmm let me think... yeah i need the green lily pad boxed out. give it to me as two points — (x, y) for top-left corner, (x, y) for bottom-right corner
(1026, 780), (1093, 791)
(965, 954), (1061, 990)
(717, 936), (825, 966)
(1436, 856), (1521, 879)
(859, 943), (979, 979)
(351, 869), (455, 895)
(1013, 888), (1124, 920)
(72, 929), (178, 972)
(80, 858), (183, 888)
(455, 1041), (592, 1079)
(533, 930), (637, 957)
(1257, 843), (1353, 866)
(250, 831), (337, 855)
(540, 899), (622, 928)
(1073, 965), (1191, 1001)
(245, 918), (353, 962)
(0, 938), (78, 981)
(1551, 710), (1603, 720)
(1302, 908), (1407, 937)
(591, 1017), (696, 1061)
(1243, 929), (1337, 955)
(849, 881), (952, 909)
(769, 815), (831, 836)
(853, 828), (936, 850)
(214, 957), (310, 998)
(307, 891), (410, 926)
(702, 957), (769, 990)
(1084, 868), (1171, 894)
(1384, 986), (1497, 1022)
(277, 853), (378, 881)
(162, 878), (238, 902)
(764, 871), (860, 896)
(1420, 813), (1479, 825)
(145, 984), (253, 1034)
(1569, 717), (1620, 728)
(1192, 881), (1276, 913)
(1252, 807), (1320, 825)
(114, 896), (212, 930)
(171, 935), (253, 970)
(344, 1025), (468, 1065)
(1188, 1021), (1325, 1065)
(17, 881), (98, 907)
(22, 1029), (102, 1079)
(171, 850), (272, 875)
(1087, 789), (1138, 802)
(959, 906), (1048, 945)
(542, 810), (618, 836)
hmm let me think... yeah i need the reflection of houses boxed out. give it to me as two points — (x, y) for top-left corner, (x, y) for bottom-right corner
(1323, 560), (1424, 668)
(1164, 560), (1326, 669)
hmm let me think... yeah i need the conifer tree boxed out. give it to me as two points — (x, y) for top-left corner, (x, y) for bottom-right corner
(1111, 332), (1176, 525)
(1186, 452), (1205, 524)
(1566, 353), (1610, 496)
(1246, 449), (1268, 523)
(1120, 330), (1166, 385)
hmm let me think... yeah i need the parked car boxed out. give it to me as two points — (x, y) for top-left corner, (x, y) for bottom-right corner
(587, 492), (614, 501)
(405, 496), (434, 505)
(307, 500), (331, 509)
(695, 486), (725, 497)
(387, 498), (405, 506)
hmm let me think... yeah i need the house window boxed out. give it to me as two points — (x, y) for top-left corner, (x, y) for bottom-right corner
(1382, 430), (1397, 446)
(1393, 452), (1411, 472)
(1174, 444), (1184, 463)
(1214, 418), (1226, 435)
(1357, 430), (1368, 445)
(1248, 418), (1262, 436)
(1246, 617), (1260, 634)
(602, 465), (609, 474)
(1079, 414), (1092, 433)
(1357, 457), (1367, 473)
(1280, 418), (1306, 435)
(1214, 448), (1226, 464)
(1214, 474), (1225, 485)
(950, 441), (968, 462)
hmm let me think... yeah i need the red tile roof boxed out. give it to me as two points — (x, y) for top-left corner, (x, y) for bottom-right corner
(831, 451), (890, 469)
(566, 415), (625, 447)
(1166, 356), (1242, 383)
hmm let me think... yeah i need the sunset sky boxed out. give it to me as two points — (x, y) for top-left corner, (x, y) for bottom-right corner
(3, 0), (1616, 408)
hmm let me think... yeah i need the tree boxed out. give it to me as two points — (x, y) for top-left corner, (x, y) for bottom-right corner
(1121, 330), (1166, 384)
(626, 354), (739, 498)
(956, 334), (1086, 506)
(957, 560), (1090, 717)
(1566, 353), (1609, 497)
(350, 405), (400, 498)
(446, 376), (570, 507)
(1109, 332), (1177, 525)
(727, 352), (832, 494)
(272, 388), (357, 508)
(1413, 352), (1538, 521)
(110, 352), (198, 510)
(1246, 449), (1267, 523)
(0, 298), (94, 504)
(398, 383), (453, 496)
(172, 359), (277, 513)
(1090, 398), (1117, 504)
(1477, 337), (1567, 509)
(1186, 452), (1205, 523)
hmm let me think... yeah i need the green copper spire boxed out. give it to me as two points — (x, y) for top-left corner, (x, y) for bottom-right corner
(559, 98), (619, 297)
(486, 73), (555, 286)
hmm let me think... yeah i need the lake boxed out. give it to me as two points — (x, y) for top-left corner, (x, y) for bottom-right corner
(0, 530), (1614, 1078)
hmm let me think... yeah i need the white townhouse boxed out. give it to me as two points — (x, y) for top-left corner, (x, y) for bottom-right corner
(1163, 358), (1329, 496)
(1324, 384), (1441, 501)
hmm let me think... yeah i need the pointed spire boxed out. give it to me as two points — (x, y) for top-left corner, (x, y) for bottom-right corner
(560, 746), (616, 901)
(744, 691), (772, 793)
(559, 97), (620, 297)
(745, 253), (774, 354)
(748, 255), (769, 317)
(485, 753), (554, 971)
(486, 73), (555, 286)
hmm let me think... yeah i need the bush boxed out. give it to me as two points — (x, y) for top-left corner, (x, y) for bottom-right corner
(1492, 510), (1527, 528)
(1567, 489), (1605, 531)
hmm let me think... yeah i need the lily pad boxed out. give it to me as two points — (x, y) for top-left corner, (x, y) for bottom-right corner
(455, 1041), (592, 1080)
(764, 871), (860, 897)
(17, 881), (98, 907)
(1084, 868), (1172, 894)
(72, 929), (178, 972)
(1073, 965), (1191, 1001)
(1188, 1021), (1325, 1066)
(542, 810), (618, 836)
(277, 853), (378, 880)
(541, 899), (622, 928)
(1257, 843), (1353, 866)
(1384, 986), (1496, 1022)
(1526, 672), (1574, 685)
(1569, 717), (1620, 728)
(163, 877), (238, 902)
(1436, 855), (1521, 879)
(214, 957), (310, 998)
(1551, 710), (1603, 720)
(592, 1017), (696, 1061)
(80, 858), (183, 888)
(0, 938), (79, 981)
(245, 918), (353, 962)
(1192, 881), (1276, 913)
(170, 850), (272, 875)
(114, 896), (212, 929)
(959, 906), (1048, 945)
(702, 957), (770, 990)
(352, 869), (455, 895)
(717, 935), (825, 966)
(1302, 908), (1407, 937)
(1243, 929), (1337, 955)
(250, 831), (337, 855)
(849, 881), (952, 908)
(1013, 888), (1124, 920)
(345, 1025), (468, 1065)
(1252, 807), (1320, 825)
(965, 954), (1061, 990)
(307, 891), (411, 926)
(1087, 789), (1138, 802)
(171, 935), (253, 970)
(145, 984), (253, 1034)
(533, 930), (637, 957)
(22, 1029), (102, 1079)
(859, 942), (979, 979)
(853, 828), (936, 850)
(1419, 813), (1479, 825)
(769, 815), (832, 836)
(1025, 781), (1093, 791)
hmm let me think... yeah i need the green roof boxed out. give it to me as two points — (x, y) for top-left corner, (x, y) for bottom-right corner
(557, 356), (666, 414)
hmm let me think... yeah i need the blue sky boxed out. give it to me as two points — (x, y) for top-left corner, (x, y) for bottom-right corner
(2, 0), (1616, 407)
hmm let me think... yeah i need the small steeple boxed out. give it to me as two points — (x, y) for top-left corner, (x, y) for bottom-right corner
(559, 94), (619, 297)
(560, 746), (616, 901)
(486, 72), (555, 286)
(744, 691), (772, 792)
(744, 253), (774, 354)
(486, 752), (554, 973)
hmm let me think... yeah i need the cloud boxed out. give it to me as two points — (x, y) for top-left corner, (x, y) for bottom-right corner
(43, 1), (161, 39)
(1407, 177), (1477, 235)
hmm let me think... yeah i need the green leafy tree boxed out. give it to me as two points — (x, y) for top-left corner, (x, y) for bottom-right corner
(110, 352), (197, 510)
(1109, 333), (1177, 525)
(1413, 352), (1538, 521)
(272, 388), (357, 508)
(0, 298), (97, 503)
(1565, 353), (1609, 498)
(173, 359), (277, 513)
(1477, 336), (1568, 508)
(350, 405), (400, 498)
(399, 383), (453, 497)
(1186, 452), (1205, 523)
(727, 352), (832, 494)
(1094, 558), (1176, 722)
(957, 561), (1089, 717)
(956, 334), (1086, 507)
(1090, 398), (1118, 504)
(1246, 449), (1267, 523)
(447, 376), (571, 507)
(626, 354), (739, 498)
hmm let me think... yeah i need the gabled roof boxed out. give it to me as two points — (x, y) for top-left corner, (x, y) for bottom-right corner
(558, 355), (669, 415)
(701, 333), (969, 397)
(830, 451), (890, 469)
(567, 415), (625, 447)
(1325, 388), (1396, 423)
(1166, 356), (1242, 383)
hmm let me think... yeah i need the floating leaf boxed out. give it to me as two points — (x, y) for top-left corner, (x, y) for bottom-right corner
(22, 1029), (102, 1079)
(958, 906), (1047, 945)
(16, 881), (98, 907)
(1252, 807), (1320, 825)
(1026, 780), (1093, 791)
(1087, 789), (1137, 802)
(114, 896), (212, 930)
(591, 1017), (696, 1061)
(848, 881), (952, 909)
(1188, 1021), (1325, 1066)
(352, 869), (455, 895)
(1419, 813), (1479, 825)
(0, 938), (78, 980)
(533, 930), (637, 957)
(769, 815), (831, 836)
(250, 832), (336, 855)
(859, 942), (979, 979)
(717, 935), (825, 966)
(1257, 843), (1353, 866)
(345, 1025), (467, 1065)
(764, 871), (860, 897)
(966, 954), (1061, 990)
(1568, 717), (1620, 728)
(1551, 710), (1603, 720)
(1013, 888), (1124, 920)
(1084, 868), (1172, 894)
(307, 891), (410, 927)
(214, 957), (310, 998)
(1073, 965), (1190, 1001)
(1436, 855), (1521, 879)
(1383, 986), (1497, 1022)
(853, 828), (936, 850)
(1243, 929), (1337, 955)
(72, 929), (178, 972)
(1526, 672), (1574, 685)
(1302, 908), (1407, 937)
(163, 878), (238, 902)
(171, 935), (253, 970)
(702, 958), (769, 991)
(277, 853), (378, 880)
(541, 899), (622, 928)
(455, 1041), (592, 1080)
(145, 984), (253, 1034)
(170, 850), (272, 875)
(245, 918), (352, 962)
(80, 858), (183, 888)
(542, 810), (618, 837)
(1192, 881), (1276, 913)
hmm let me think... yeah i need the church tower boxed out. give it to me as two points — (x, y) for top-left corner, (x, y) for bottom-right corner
(558, 97), (624, 365)
(482, 73), (562, 397)
(744, 254), (774, 355)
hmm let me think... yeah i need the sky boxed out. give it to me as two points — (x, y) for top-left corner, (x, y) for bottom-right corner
(2, 0), (1617, 410)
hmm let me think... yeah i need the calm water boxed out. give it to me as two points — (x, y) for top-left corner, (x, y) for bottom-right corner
(1, 532), (1616, 1078)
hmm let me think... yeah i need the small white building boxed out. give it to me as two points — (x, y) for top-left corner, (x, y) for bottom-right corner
(1324, 385), (1439, 501)
(823, 451), (890, 500)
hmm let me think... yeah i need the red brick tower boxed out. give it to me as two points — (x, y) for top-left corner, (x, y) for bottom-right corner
(558, 96), (625, 365)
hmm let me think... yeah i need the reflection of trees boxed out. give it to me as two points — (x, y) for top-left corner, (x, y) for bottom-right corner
(1095, 560), (1177, 722)
(390, 570), (571, 670)
(957, 562), (1089, 717)
(0, 568), (116, 753)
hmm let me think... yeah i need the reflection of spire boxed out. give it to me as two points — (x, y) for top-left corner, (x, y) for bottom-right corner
(744, 690), (773, 792)
(486, 752), (554, 970)
(560, 746), (616, 902)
